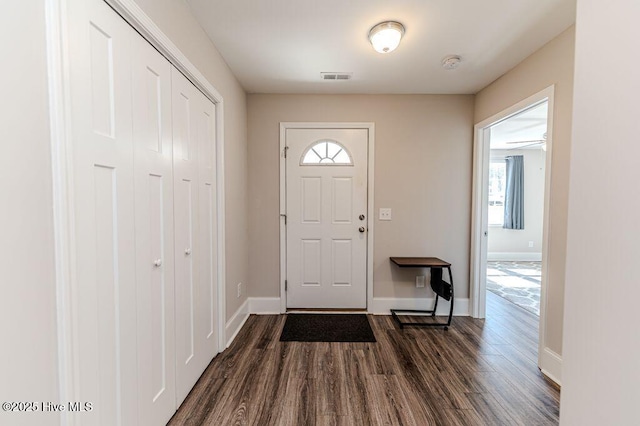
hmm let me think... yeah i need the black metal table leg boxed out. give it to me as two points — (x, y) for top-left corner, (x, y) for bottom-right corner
(390, 265), (454, 330)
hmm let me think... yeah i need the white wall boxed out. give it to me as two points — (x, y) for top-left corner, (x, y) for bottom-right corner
(560, 1), (640, 424)
(0, 2), (60, 425)
(488, 148), (546, 260)
(475, 27), (574, 356)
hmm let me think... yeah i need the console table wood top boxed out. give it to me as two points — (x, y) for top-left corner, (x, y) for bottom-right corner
(389, 257), (451, 268)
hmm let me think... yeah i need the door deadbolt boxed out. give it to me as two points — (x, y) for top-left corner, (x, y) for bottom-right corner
(359, 227), (365, 233)
(359, 214), (365, 220)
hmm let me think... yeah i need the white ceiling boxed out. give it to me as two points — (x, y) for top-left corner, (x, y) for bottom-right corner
(490, 101), (548, 150)
(186, 0), (576, 94)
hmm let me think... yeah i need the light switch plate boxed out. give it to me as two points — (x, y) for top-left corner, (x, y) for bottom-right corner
(379, 208), (392, 221)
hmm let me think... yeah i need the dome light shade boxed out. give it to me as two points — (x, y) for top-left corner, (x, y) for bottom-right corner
(368, 21), (405, 54)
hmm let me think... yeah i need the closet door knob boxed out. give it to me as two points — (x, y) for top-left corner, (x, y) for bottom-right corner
(153, 259), (162, 267)
(185, 248), (192, 256)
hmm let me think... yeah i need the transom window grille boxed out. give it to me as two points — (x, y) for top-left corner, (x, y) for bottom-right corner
(300, 140), (353, 165)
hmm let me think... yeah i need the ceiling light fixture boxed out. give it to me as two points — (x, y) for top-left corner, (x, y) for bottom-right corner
(368, 21), (405, 54)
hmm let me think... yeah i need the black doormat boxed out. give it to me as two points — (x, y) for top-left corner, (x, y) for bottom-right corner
(279, 314), (376, 342)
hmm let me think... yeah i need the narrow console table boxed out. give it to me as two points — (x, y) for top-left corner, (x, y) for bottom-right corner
(389, 257), (454, 330)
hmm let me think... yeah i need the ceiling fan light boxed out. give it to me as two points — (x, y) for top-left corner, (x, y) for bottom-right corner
(369, 21), (405, 54)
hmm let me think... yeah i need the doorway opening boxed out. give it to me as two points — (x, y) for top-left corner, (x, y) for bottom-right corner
(470, 86), (554, 373)
(486, 101), (547, 316)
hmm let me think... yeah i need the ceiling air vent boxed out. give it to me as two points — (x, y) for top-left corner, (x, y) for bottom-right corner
(321, 72), (353, 81)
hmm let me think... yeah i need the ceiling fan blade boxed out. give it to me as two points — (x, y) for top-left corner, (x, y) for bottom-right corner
(504, 139), (545, 144)
(506, 141), (546, 150)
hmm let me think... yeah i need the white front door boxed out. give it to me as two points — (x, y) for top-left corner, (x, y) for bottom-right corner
(285, 128), (368, 309)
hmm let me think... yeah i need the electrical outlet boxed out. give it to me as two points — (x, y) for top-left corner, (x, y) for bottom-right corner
(416, 275), (426, 288)
(379, 208), (392, 221)
(528, 241), (534, 248)
(237, 282), (242, 298)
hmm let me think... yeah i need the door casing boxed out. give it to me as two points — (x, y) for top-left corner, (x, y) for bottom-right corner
(279, 122), (375, 313)
(470, 85), (555, 378)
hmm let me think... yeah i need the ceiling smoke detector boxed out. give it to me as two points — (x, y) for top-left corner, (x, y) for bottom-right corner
(442, 55), (462, 70)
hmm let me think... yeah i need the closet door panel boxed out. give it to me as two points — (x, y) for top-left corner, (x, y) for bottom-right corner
(196, 96), (218, 364)
(131, 33), (176, 425)
(67, 0), (138, 424)
(172, 68), (202, 405)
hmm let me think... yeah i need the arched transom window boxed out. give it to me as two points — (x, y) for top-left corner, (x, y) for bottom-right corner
(300, 140), (353, 165)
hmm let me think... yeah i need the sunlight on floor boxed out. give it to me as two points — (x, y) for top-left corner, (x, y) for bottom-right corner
(487, 261), (541, 315)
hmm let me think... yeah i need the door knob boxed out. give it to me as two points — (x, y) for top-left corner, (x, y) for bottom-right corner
(153, 259), (162, 267)
(359, 227), (365, 233)
(359, 214), (365, 220)
(185, 248), (192, 255)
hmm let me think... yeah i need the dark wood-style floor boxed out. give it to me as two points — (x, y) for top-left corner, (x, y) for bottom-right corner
(169, 292), (560, 425)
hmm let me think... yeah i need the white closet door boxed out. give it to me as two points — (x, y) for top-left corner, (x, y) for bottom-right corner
(66, 0), (220, 421)
(67, 0), (138, 423)
(131, 32), (176, 425)
(172, 68), (219, 405)
(196, 87), (218, 368)
(172, 68), (202, 405)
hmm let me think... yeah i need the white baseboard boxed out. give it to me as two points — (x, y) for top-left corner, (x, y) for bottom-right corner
(539, 347), (562, 385)
(248, 297), (282, 314)
(225, 299), (249, 348)
(369, 297), (469, 316)
(487, 252), (542, 261)
(246, 296), (469, 316)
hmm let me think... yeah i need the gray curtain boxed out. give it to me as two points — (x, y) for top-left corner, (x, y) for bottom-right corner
(503, 155), (524, 229)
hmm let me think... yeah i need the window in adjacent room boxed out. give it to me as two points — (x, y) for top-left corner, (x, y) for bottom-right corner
(488, 160), (506, 226)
